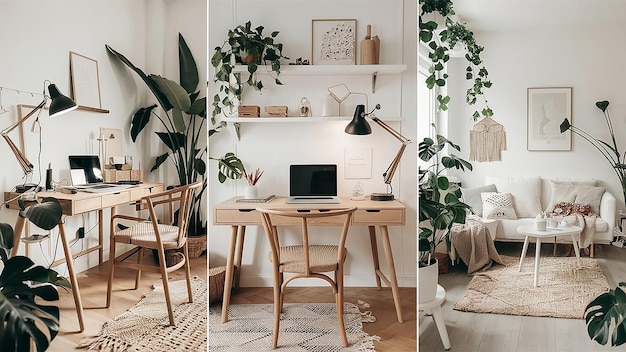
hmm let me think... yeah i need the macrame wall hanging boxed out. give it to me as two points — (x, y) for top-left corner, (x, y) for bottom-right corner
(469, 117), (507, 162)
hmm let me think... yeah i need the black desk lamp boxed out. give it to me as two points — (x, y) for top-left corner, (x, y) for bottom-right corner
(345, 104), (412, 201)
(0, 81), (77, 188)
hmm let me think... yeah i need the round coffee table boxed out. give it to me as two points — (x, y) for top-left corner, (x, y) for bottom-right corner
(517, 224), (583, 287)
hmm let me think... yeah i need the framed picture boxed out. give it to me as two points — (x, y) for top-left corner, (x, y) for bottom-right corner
(312, 19), (356, 65)
(527, 87), (572, 151)
(69, 51), (103, 109)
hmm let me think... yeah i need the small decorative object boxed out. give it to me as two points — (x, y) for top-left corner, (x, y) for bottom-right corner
(351, 181), (365, 201)
(469, 117), (506, 162)
(289, 57), (310, 65)
(559, 219), (569, 227)
(244, 167), (264, 199)
(312, 19), (357, 65)
(322, 94), (335, 117)
(298, 97), (312, 117)
(527, 87), (572, 151)
(535, 212), (547, 231)
(547, 217), (558, 228)
(238, 105), (260, 117)
(265, 105), (288, 117)
(360, 24), (376, 65)
(372, 35), (380, 64)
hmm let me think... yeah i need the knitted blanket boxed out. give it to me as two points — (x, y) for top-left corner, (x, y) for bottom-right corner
(451, 219), (504, 275)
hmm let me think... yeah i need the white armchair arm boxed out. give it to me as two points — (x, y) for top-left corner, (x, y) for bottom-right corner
(600, 191), (617, 231)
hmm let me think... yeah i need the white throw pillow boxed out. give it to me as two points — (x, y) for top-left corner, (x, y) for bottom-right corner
(485, 176), (541, 218)
(461, 184), (497, 217)
(546, 179), (601, 213)
(574, 185), (605, 214)
(481, 192), (517, 220)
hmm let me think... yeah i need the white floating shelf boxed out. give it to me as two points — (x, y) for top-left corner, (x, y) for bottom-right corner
(226, 116), (404, 123)
(232, 64), (407, 76)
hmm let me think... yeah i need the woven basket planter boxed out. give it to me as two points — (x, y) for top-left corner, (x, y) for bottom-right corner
(209, 266), (227, 304)
(187, 234), (207, 258)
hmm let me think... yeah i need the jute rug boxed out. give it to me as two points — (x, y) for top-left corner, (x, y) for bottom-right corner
(453, 255), (610, 319)
(79, 277), (207, 351)
(209, 301), (378, 351)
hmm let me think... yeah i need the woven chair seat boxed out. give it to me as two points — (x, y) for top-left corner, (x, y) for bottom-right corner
(115, 221), (183, 250)
(272, 245), (346, 273)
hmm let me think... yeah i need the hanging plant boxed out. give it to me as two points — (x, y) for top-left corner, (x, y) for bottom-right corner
(419, 0), (493, 120)
(211, 21), (288, 119)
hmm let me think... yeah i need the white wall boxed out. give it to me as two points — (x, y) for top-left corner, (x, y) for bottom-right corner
(446, 25), (626, 212)
(0, 0), (205, 273)
(208, 0), (417, 287)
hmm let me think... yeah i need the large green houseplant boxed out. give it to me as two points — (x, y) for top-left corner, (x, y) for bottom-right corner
(419, 0), (493, 120)
(106, 34), (244, 237)
(211, 20), (288, 119)
(562, 101), (626, 346)
(0, 197), (70, 352)
(418, 132), (472, 268)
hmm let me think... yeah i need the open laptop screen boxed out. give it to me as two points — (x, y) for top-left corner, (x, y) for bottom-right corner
(289, 164), (337, 197)
(69, 155), (104, 184)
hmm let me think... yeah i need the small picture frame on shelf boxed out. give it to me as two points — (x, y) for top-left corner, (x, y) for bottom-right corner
(312, 19), (357, 65)
(69, 51), (103, 110)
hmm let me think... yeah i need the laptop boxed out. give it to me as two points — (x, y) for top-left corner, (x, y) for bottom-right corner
(67, 155), (135, 193)
(286, 164), (341, 204)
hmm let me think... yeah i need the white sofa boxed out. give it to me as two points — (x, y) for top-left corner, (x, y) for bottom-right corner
(461, 176), (617, 246)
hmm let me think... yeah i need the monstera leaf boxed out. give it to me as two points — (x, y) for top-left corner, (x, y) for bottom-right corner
(585, 284), (626, 346)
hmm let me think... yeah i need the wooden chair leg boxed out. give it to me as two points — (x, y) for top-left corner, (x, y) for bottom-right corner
(183, 243), (193, 303)
(336, 268), (348, 347)
(272, 269), (281, 349)
(590, 243), (595, 258)
(157, 247), (175, 326)
(134, 247), (143, 289)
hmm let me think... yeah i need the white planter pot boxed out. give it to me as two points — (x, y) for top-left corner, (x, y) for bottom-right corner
(419, 259), (439, 304)
(244, 185), (259, 199)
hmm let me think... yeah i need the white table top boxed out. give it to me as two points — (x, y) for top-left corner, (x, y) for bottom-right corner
(517, 224), (582, 238)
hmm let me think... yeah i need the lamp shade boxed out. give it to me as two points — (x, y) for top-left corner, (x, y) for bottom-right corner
(47, 83), (77, 118)
(345, 104), (371, 135)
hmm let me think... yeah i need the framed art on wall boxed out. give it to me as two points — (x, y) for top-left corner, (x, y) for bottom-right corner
(527, 87), (572, 151)
(69, 51), (103, 110)
(312, 19), (357, 65)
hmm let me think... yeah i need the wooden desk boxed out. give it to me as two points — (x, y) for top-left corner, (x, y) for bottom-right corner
(4, 182), (163, 331)
(213, 196), (406, 324)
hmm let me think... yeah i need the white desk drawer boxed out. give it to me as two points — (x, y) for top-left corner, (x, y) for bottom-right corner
(353, 209), (405, 225)
(215, 209), (261, 224)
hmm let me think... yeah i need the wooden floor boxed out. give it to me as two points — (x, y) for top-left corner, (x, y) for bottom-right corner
(226, 286), (417, 351)
(47, 252), (207, 351)
(420, 242), (626, 352)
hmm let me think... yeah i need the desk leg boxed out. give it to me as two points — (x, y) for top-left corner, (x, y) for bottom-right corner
(98, 208), (105, 265)
(10, 216), (26, 258)
(234, 226), (246, 288)
(58, 222), (85, 332)
(368, 226), (382, 290)
(221, 225), (239, 323)
(380, 225), (404, 324)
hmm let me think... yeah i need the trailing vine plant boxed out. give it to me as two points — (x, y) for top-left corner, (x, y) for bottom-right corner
(419, 0), (493, 120)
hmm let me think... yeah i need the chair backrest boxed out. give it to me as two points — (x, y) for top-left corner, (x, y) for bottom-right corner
(144, 181), (203, 244)
(256, 207), (356, 275)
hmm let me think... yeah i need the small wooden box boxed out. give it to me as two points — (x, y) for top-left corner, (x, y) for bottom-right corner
(103, 169), (144, 183)
(238, 105), (260, 117)
(265, 105), (288, 117)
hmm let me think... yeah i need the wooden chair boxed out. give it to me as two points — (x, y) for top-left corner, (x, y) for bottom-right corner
(106, 181), (202, 326)
(257, 207), (357, 349)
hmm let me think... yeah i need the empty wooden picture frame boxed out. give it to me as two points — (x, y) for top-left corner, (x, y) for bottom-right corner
(69, 51), (102, 110)
(527, 87), (572, 151)
(312, 19), (357, 65)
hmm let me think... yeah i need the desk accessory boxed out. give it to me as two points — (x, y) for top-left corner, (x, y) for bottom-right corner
(236, 194), (275, 203)
(345, 104), (412, 201)
(327, 83), (368, 116)
(0, 82), (77, 188)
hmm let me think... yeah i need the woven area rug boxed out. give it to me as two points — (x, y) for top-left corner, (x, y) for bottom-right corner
(79, 277), (207, 351)
(209, 301), (378, 351)
(453, 255), (610, 319)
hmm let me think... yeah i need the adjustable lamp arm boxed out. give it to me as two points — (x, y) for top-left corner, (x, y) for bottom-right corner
(370, 117), (412, 185)
(1, 98), (47, 174)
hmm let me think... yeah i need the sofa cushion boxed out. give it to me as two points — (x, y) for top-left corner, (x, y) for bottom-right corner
(486, 176), (541, 218)
(461, 184), (497, 216)
(481, 192), (517, 220)
(546, 179), (598, 212)
(574, 185), (606, 215)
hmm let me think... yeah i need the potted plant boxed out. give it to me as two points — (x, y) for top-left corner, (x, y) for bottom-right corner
(106, 34), (245, 255)
(419, 130), (472, 302)
(211, 20), (288, 119)
(0, 197), (70, 351)
(419, 0), (493, 120)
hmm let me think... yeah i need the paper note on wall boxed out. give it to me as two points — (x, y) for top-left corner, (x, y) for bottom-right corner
(99, 128), (122, 165)
(344, 147), (372, 179)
